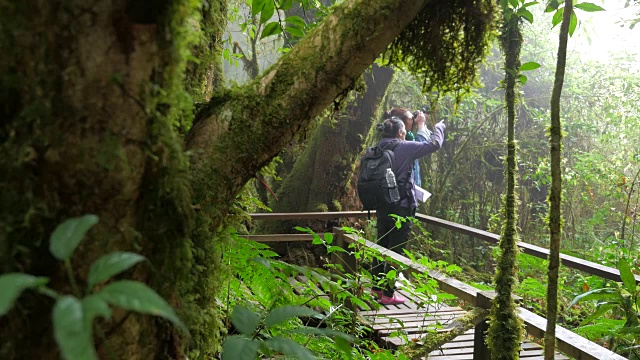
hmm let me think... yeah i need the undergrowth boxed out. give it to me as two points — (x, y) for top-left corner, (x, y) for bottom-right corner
(218, 219), (460, 359)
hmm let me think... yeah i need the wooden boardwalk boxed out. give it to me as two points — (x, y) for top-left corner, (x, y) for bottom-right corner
(358, 289), (570, 360)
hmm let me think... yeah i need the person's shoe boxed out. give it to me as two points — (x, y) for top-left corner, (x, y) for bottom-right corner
(379, 292), (405, 305)
(371, 289), (383, 299)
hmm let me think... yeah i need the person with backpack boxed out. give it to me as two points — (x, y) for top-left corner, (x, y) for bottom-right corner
(366, 114), (445, 304)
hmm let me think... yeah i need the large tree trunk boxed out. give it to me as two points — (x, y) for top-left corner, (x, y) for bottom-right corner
(0, 1), (223, 358)
(258, 65), (394, 235)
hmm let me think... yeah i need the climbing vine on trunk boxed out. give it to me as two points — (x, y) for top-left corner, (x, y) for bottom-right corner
(545, 0), (572, 357)
(486, 2), (525, 359)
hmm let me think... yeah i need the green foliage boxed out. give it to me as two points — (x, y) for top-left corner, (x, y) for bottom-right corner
(0, 274), (49, 316)
(569, 258), (640, 358)
(242, 0), (328, 43)
(220, 219), (460, 359)
(87, 252), (146, 289)
(0, 216), (186, 360)
(49, 215), (99, 261)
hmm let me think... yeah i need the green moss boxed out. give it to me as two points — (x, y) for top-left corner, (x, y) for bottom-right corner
(382, 0), (499, 104)
(401, 307), (488, 358)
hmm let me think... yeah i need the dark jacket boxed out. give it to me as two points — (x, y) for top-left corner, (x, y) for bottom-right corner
(377, 123), (445, 210)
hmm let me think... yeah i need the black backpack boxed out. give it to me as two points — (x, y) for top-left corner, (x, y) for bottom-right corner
(357, 141), (401, 210)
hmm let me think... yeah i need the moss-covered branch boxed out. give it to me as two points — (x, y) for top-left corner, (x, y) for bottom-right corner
(185, 0), (431, 232)
(401, 307), (488, 359)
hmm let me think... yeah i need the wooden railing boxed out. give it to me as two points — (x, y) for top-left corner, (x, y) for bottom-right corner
(247, 211), (632, 360)
(249, 211), (640, 284)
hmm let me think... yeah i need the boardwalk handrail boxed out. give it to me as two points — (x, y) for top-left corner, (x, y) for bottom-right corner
(249, 211), (640, 284)
(247, 211), (627, 360)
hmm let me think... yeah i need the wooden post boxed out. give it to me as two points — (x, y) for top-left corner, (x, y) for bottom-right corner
(331, 227), (358, 311)
(474, 291), (494, 360)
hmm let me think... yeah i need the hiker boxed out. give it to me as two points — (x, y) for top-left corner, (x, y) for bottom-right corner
(383, 107), (432, 187)
(371, 115), (445, 305)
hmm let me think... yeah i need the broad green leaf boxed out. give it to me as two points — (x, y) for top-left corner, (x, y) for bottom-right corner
(580, 303), (617, 325)
(87, 252), (146, 289)
(518, 74), (528, 85)
(545, 0), (560, 12)
(327, 246), (347, 254)
(520, 61), (541, 71)
(264, 336), (315, 360)
(260, 22), (283, 39)
(568, 287), (618, 308)
(518, 8), (534, 23)
(81, 294), (112, 333)
(500, 0), (509, 10)
(50, 215), (99, 261)
(291, 326), (356, 342)
(619, 326), (640, 334)
(260, 1), (275, 24)
(0, 273), (49, 316)
(509, 0), (518, 8)
(569, 11), (577, 36)
(574, 2), (605, 12)
(230, 305), (260, 335)
(522, 1), (538, 8)
(617, 258), (637, 294)
(222, 335), (260, 360)
(335, 336), (352, 358)
(53, 296), (98, 360)
(98, 280), (187, 333)
(251, 0), (266, 17)
(264, 305), (319, 329)
(323, 232), (333, 245)
(552, 8), (564, 28)
(285, 15), (306, 28)
(279, 0), (294, 11)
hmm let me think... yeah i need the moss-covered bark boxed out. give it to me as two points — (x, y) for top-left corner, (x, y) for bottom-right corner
(486, 7), (524, 360)
(0, 0), (224, 358)
(545, 0), (571, 357)
(258, 65), (394, 234)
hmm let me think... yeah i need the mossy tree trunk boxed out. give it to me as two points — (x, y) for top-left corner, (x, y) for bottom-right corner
(0, 1), (220, 358)
(258, 65), (394, 234)
(1, 0), (433, 358)
(545, 0), (571, 358)
(486, 7), (524, 360)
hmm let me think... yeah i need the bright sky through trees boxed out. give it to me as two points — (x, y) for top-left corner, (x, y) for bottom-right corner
(566, 0), (639, 70)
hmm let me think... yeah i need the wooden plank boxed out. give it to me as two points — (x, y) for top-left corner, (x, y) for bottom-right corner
(342, 233), (480, 305)
(243, 234), (315, 242)
(415, 213), (640, 284)
(359, 305), (463, 316)
(248, 211), (373, 221)
(517, 307), (627, 360)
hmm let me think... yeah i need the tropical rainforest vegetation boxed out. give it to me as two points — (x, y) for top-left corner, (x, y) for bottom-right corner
(1, 0), (639, 359)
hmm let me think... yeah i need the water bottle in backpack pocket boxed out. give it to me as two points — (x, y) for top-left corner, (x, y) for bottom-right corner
(384, 168), (401, 203)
